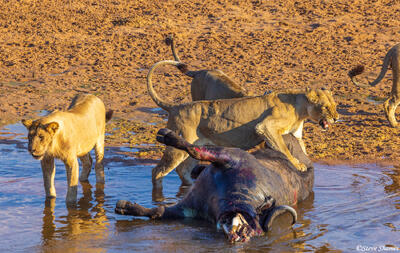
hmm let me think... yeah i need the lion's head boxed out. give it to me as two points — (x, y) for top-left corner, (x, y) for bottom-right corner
(305, 88), (339, 130)
(21, 119), (59, 160)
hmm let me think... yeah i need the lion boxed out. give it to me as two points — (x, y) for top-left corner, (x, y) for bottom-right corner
(349, 43), (400, 127)
(21, 94), (113, 204)
(147, 61), (339, 190)
(164, 34), (247, 100)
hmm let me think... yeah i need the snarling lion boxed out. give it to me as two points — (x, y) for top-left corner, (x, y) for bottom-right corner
(147, 61), (339, 190)
(164, 34), (247, 100)
(349, 43), (400, 127)
(22, 94), (113, 204)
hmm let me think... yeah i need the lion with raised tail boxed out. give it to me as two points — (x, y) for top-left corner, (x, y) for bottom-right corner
(164, 35), (247, 100)
(147, 60), (339, 191)
(349, 43), (400, 127)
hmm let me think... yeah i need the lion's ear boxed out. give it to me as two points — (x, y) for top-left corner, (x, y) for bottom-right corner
(305, 89), (318, 104)
(45, 122), (59, 135)
(21, 119), (33, 129)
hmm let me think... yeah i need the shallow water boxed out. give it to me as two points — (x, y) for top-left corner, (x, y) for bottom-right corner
(0, 124), (399, 252)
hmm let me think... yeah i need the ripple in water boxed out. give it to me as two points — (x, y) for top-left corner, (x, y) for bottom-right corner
(0, 123), (399, 252)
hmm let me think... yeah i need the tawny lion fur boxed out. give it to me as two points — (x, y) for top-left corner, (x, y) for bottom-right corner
(349, 43), (400, 127)
(147, 62), (339, 189)
(164, 34), (247, 100)
(22, 94), (113, 204)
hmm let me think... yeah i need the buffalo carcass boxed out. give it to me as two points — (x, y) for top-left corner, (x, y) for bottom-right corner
(115, 128), (313, 242)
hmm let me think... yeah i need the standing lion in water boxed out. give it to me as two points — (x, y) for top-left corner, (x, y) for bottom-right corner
(22, 94), (113, 204)
(349, 43), (400, 127)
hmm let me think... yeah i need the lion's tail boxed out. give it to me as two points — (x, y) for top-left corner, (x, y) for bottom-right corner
(349, 46), (394, 87)
(164, 35), (199, 79)
(368, 47), (394, 86)
(165, 34), (181, 62)
(147, 60), (184, 111)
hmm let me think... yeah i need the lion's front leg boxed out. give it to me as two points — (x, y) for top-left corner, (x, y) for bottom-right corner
(41, 155), (56, 199)
(383, 96), (400, 128)
(297, 138), (308, 156)
(255, 120), (307, 172)
(291, 121), (308, 155)
(63, 157), (79, 204)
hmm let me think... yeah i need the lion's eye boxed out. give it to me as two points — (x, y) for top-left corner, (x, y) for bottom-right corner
(39, 135), (44, 141)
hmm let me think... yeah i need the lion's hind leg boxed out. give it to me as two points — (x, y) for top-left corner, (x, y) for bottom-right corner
(79, 153), (93, 182)
(94, 135), (105, 184)
(175, 157), (198, 186)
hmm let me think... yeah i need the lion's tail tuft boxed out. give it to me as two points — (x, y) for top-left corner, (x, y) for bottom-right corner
(106, 110), (113, 122)
(165, 35), (173, 46)
(348, 65), (365, 78)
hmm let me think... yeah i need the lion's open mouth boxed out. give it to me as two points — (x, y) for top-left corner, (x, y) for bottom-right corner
(319, 119), (329, 130)
(31, 154), (44, 160)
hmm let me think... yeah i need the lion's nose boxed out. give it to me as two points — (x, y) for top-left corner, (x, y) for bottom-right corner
(30, 146), (38, 154)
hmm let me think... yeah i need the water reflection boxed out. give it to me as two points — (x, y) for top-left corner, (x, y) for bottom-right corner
(41, 182), (109, 252)
(42, 198), (56, 244)
(1, 123), (400, 252)
(383, 166), (400, 198)
(152, 184), (191, 205)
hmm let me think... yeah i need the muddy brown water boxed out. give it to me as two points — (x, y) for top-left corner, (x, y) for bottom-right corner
(0, 123), (399, 252)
